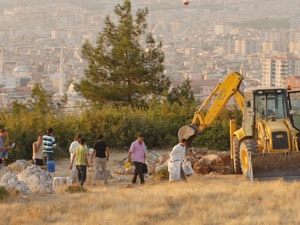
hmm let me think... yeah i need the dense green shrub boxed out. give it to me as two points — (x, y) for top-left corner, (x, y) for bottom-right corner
(65, 185), (87, 193)
(153, 168), (169, 181)
(1, 102), (242, 162)
(193, 108), (243, 150)
(0, 186), (9, 200)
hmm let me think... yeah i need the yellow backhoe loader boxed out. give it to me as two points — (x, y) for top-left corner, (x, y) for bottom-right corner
(178, 71), (300, 180)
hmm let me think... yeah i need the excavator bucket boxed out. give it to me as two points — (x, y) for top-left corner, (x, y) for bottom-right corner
(248, 152), (300, 181)
(178, 125), (198, 147)
(178, 125), (197, 142)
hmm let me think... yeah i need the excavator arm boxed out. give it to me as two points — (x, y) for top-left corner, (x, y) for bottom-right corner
(178, 71), (245, 142)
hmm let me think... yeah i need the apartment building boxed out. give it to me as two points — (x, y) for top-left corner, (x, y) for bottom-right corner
(262, 56), (300, 87)
(234, 38), (261, 55)
(17, 11), (50, 28)
(289, 41), (300, 56)
(262, 42), (288, 55)
(262, 30), (289, 55)
(214, 24), (232, 35)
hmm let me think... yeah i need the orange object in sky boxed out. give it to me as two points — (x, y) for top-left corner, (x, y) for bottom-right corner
(183, 0), (189, 5)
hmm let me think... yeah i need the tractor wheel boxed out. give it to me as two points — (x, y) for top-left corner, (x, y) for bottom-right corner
(233, 136), (242, 174)
(239, 139), (258, 178)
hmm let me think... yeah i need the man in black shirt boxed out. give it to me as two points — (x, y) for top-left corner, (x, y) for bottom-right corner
(90, 134), (110, 185)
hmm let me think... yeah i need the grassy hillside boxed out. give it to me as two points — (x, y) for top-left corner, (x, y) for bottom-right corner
(1, 174), (300, 225)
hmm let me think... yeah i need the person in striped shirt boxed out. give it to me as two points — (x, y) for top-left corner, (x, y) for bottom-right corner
(42, 127), (56, 163)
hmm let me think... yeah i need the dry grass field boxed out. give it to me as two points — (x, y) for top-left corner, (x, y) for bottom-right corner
(1, 150), (300, 225)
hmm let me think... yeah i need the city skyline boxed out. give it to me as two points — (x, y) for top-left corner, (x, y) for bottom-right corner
(0, 0), (299, 111)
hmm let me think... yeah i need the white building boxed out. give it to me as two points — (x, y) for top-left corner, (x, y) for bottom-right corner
(261, 56), (300, 87)
(0, 73), (17, 87)
(214, 24), (232, 35)
(64, 79), (88, 114)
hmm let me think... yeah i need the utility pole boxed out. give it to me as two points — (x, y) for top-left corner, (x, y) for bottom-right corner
(59, 47), (65, 95)
(0, 49), (3, 73)
(148, 0), (151, 32)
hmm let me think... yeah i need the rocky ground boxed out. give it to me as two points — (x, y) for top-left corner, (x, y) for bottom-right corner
(0, 148), (232, 194)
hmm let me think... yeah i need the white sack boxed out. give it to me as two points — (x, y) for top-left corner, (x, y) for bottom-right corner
(168, 159), (181, 181)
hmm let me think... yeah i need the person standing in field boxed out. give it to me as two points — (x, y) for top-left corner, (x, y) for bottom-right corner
(127, 134), (146, 185)
(32, 134), (44, 166)
(168, 138), (187, 182)
(42, 127), (56, 163)
(90, 133), (110, 185)
(69, 133), (82, 183)
(70, 138), (90, 186)
(0, 129), (12, 168)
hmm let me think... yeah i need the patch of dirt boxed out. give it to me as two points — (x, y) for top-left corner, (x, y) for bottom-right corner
(54, 149), (168, 190)
(1, 148), (238, 193)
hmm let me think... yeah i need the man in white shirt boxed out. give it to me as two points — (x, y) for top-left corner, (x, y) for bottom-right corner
(32, 135), (44, 166)
(168, 138), (187, 181)
(69, 134), (82, 183)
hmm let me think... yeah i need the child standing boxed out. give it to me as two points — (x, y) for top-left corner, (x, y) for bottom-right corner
(69, 138), (90, 186)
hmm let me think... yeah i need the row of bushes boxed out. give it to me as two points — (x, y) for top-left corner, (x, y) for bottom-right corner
(0, 102), (242, 163)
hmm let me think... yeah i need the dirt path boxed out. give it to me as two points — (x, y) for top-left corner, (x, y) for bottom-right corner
(55, 150), (129, 177)
(1, 149), (245, 193)
(53, 149), (168, 190)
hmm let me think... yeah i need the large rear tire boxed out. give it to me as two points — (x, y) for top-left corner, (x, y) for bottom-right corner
(239, 139), (258, 178)
(233, 136), (242, 174)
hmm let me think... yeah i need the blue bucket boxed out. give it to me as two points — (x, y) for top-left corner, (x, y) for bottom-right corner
(46, 160), (55, 172)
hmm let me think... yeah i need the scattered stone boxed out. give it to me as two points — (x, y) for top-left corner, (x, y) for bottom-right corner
(17, 165), (55, 194)
(155, 164), (168, 172)
(195, 153), (203, 159)
(193, 161), (211, 174)
(99, 170), (113, 179)
(148, 151), (160, 162)
(155, 148), (232, 175)
(191, 147), (208, 155)
(8, 160), (33, 173)
(0, 173), (31, 194)
(200, 154), (224, 171)
(125, 167), (135, 174)
(115, 167), (126, 175)
(117, 177), (129, 183)
(158, 155), (166, 163)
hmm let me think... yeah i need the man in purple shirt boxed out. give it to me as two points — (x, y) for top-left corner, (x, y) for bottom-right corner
(128, 134), (146, 184)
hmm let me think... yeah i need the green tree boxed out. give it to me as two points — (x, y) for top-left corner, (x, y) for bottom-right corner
(11, 101), (27, 115)
(30, 83), (52, 113)
(167, 78), (195, 106)
(77, 0), (170, 109)
(29, 83), (67, 114)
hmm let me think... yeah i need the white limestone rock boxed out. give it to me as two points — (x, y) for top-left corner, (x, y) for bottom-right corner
(17, 165), (55, 194)
(0, 173), (31, 194)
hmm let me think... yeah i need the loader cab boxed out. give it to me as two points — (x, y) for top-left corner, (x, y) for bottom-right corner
(243, 88), (289, 137)
(254, 89), (288, 122)
(288, 90), (300, 131)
